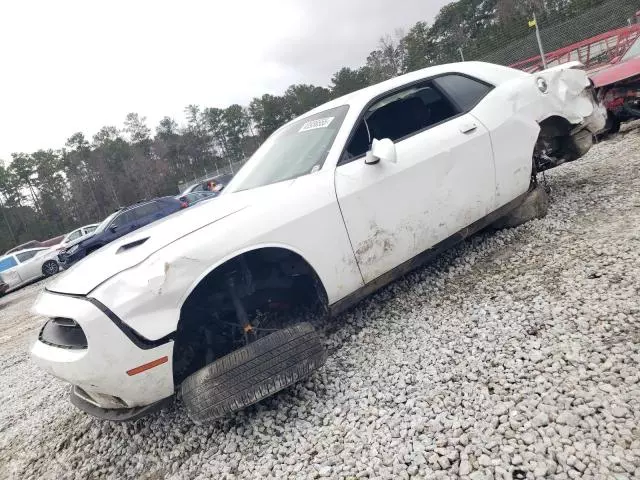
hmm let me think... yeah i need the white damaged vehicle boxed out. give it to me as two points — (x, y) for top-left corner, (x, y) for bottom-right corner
(31, 62), (606, 423)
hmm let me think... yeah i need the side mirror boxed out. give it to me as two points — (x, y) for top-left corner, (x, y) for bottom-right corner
(109, 225), (118, 233)
(365, 138), (397, 165)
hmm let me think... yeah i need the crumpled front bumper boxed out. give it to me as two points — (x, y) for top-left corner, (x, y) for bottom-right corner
(70, 386), (173, 421)
(31, 290), (175, 412)
(538, 63), (608, 133)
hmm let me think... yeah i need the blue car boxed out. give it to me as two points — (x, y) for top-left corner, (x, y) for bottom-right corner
(59, 197), (184, 267)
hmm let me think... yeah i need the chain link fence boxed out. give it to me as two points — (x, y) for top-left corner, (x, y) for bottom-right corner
(471, 0), (640, 71)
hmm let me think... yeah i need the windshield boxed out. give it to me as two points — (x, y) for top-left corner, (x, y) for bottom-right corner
(225, 105), (349, 193)
(93, 211), (120, 234)
(622, 37), (640, 62)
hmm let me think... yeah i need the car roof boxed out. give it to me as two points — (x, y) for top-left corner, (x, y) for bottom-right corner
(12, 247), (47, 255)
(5, 241), (41, 254)
(299, 61), (527, 122)
(120, 199), (154, 211)
(120, 197), (176, 211)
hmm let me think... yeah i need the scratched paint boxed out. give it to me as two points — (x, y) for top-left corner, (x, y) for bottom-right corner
(354, 223), (396, 267)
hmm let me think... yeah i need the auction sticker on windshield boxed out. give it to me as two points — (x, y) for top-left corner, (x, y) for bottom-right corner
(299, 117), (334, 132)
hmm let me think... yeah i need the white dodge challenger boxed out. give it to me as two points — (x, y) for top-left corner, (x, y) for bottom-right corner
(31, 62), (606, 423)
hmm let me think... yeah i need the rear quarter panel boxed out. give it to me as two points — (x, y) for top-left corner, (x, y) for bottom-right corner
(470, 78), (540, 208)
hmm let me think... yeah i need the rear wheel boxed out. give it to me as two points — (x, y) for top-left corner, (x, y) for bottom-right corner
(608, 114), (621, 134)
(181, 322), (326, 424)
(42, 260), (60, 277)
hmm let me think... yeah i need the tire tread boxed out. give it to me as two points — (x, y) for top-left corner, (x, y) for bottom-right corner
(181, 322), (326, 423)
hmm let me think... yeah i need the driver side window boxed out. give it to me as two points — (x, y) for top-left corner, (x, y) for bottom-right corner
(111, 211), (132, 229)
(342, 80), (460, 163)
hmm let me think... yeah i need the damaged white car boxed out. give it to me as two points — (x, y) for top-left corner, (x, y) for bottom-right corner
(31, 61), (606, 423)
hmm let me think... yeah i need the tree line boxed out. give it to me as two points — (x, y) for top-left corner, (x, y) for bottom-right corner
(0, 0), (616, 253)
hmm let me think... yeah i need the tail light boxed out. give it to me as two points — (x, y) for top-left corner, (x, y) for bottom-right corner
(180, 201), (189, 209)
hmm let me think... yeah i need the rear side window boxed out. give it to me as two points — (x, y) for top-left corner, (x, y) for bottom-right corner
(0, 256), (17, 271)
(16, 251), (38, 262)
(433, 74), (493, 112)
(133, 202), (160, 219)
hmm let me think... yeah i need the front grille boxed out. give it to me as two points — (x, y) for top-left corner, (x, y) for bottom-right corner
(39, 317), (88, 349)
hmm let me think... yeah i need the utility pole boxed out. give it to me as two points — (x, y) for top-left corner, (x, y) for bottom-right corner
(532, 12), (548, 69)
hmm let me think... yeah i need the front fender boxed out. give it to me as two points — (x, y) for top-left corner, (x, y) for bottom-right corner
(90, 170), (363, 341)
(88, 243), (319, 342)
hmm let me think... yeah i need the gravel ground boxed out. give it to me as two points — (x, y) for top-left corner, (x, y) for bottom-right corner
(1, 127), (640, 480)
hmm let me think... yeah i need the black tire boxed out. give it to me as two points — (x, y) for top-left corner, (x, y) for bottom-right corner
(608, 113), (621, 135)
(42, 260), (60, 277)
(181, 322), (326, 424)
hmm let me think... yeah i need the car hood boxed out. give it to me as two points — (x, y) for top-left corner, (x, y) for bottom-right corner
(591, 57), (640, 88)
(47, 185), (285, 295)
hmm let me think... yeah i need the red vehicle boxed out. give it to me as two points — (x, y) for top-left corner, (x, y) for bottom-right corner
(509, 21), (640, 133)
(4, 235), (64, 255)
(591, 37), (640, 133)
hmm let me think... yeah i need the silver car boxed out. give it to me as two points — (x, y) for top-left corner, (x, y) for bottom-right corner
(0, 247), (60, 291)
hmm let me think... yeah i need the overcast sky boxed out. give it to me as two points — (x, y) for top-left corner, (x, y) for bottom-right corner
(0, 0), (450, 160)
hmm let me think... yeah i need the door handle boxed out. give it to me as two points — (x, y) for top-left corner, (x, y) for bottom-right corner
(460, 122), (477, 134)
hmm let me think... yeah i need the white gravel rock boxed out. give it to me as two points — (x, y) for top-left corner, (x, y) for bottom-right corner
(469, 471), (486, 480)
(1, 127), (640, 479)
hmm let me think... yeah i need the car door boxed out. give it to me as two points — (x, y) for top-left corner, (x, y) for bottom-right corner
(334, 76), (496, 283)
(108, 210), (136, 239)
(0, 255), (20, 286)
(15, 249), (45, 282)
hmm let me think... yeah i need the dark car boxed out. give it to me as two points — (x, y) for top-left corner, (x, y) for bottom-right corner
(59, 197), (184, 267)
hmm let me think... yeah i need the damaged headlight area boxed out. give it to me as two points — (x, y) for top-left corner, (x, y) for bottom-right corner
(39, 317), (88, 349)
(537, 77), (549, 94)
